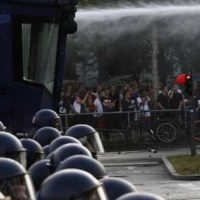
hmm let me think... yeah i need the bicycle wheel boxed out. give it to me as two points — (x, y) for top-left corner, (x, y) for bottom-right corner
(156, 122), (177, 143)
(126, 122), (142, 143)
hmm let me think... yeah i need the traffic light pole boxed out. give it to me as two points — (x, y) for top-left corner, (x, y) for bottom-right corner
(188, 95), (197, 156)
(176, 72), (197, 156)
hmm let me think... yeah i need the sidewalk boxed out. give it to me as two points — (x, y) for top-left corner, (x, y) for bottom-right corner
(98, 145), (200, 180)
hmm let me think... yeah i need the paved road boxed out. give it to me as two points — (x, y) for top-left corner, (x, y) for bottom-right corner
(98, 148), (200, 200)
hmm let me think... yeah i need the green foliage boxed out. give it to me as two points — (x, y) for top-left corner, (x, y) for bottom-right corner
(168, 154), (200, 175)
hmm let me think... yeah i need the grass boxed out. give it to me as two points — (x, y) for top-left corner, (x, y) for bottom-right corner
(167, 154), (200, 175)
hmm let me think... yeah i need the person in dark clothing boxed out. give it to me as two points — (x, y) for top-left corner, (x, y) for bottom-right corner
(121, 90), (136, 112)
(110, 85), (121, 129)
(169, 84), (183, 109)
(121, 90), (137, 131)
(157, 86), (170, 119)
(101, 87), (115, 139)
(110, 85), (120, 112)
(102, 87), (114, 113)
(63, 85), (74, 113)
(169, 84), (184, 123)
(157, 86), (170, 110)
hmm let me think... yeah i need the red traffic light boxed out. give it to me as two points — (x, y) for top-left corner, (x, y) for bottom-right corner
(176, 73), (188, 85)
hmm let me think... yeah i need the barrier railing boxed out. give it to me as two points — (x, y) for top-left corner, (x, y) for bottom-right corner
(60, 109), (189, 132)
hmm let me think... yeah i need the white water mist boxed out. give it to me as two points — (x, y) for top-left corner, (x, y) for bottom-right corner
(76, 3), (200, 39)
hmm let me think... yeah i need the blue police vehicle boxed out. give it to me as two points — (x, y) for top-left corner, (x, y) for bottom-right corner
(0, 0), (78, 133)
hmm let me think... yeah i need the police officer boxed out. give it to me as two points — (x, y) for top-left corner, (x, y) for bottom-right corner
(48, 136), (81, 153)
(65, 124), (104, 159)
(28, 159), (52, 193)
(100, 177), (136, 200)
(115, 192), (165, 200)
(56, 155), (107, 180)
(49, 143), (92, 171)
(31, 109), (63, 136)
(33, 127), (61, 147)
(0, 157), (35, 200)
(0, 131), (27, 168)
(37, 169), (108, 200)
(20, 138), (44, 169)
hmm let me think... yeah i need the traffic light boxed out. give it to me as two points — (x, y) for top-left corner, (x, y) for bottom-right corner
(176, 73), (193, 96)
(185, 74), (193, 96)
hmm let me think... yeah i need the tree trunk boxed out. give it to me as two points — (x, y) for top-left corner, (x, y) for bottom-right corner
(152, 26), (159, 102)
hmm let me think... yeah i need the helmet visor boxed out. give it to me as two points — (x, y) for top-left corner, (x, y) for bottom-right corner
(0, 121), (6, 131)
(93, 133), (104, 153)
(0, 174), (35, 200)
(7, 151), (27, 169)
(32, 116), (63, 133)
(76, 187), (108, 200)
(79, 133), (104, 153)
(52, 118), (63, 133)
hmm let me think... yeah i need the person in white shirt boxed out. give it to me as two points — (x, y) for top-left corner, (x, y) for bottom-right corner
(93, 95), (105, 130)
(72, 93), (89, 114)
(94, 97), (103, 114)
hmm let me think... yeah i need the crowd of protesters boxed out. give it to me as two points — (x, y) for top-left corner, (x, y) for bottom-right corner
(59, 81), (200, 117)
(59, 81), (200, 139)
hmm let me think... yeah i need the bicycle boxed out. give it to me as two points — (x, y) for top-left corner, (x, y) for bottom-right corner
(125, 113), (178, 144)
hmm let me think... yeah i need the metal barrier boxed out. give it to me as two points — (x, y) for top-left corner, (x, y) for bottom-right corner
(60, 109), (188, 131)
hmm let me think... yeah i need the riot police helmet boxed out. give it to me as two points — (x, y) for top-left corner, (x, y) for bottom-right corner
(100, 177), (136, 200)
(50, 143), (92, 170)
(0, 158), (35, 200)
(48, 136), (81, 153)
(65, 124), (97, 139)
(33, 127), (61, 147)
(32, 109), (63, 133)
(20, 138), (44, 169)
(56, 155), (107, 179)
(38, 169), (108, 200)
(65, 124), (104, 154)
(116, 192), (165, 200)
(0, 131), (26, 168)
(28, 159), (51, 192)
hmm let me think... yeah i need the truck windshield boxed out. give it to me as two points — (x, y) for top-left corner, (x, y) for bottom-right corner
(22, 23), (58, 93)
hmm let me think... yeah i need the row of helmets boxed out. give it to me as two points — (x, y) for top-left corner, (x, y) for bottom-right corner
(0, 109), (166, 200)
(31, 109), (104, 154)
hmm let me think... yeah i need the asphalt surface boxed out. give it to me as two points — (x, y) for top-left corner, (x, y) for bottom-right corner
(98, 146), (200, 200)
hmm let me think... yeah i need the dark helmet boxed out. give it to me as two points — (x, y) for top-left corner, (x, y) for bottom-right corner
(56, 155), (107, 179)
(0, 158), (35, 200)
(48, 136), (81, 153)
(65, 124), (104, 154)
(20, 138), (44, 169)
(100, 177), (136, 200)
(0, 131), (26, 168)
(65, 124), (96, 139)
(28, 159), (51, 192)
(50, 143), (92, 170)
(38, 169), (108, 200)
(0, 121), (6, 131)
(33, 127), (61, 147)
(32, 109), (63, 133)
(116, 192), (165, 200)
(43, 145), (50, 157)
